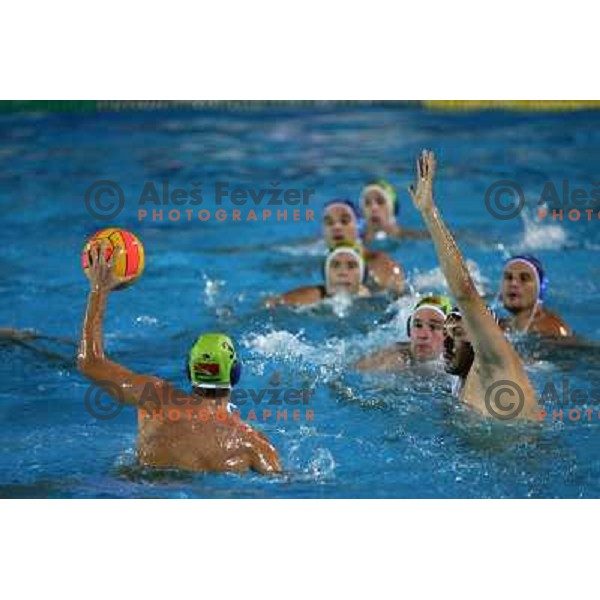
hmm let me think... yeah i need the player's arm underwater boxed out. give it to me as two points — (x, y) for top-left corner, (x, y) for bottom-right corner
(77, 242), (178, 407)
(1, 328), (46, 342)
(409, 150), (537, 419)
(0, 328), (76, 367)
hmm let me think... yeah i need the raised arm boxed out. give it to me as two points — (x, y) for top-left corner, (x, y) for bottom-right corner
(408, 151), (511, 366)
(398, 227), (430, 240)
(77, 242), (174, 407)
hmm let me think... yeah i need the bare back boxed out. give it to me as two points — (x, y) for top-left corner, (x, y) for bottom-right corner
(136, 393), (280, 473)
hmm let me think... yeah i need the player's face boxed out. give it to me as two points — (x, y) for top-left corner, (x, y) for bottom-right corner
(327, 252), (361, 294)
(409, 309), (445, 361)
(323, 206), (358, 246)
(502, 263), (538, 312)
(443, 316), (474, 376)
(364, 190), (391, 226)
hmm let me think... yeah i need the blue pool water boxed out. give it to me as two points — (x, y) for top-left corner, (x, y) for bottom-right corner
(1, 105), (600, 498)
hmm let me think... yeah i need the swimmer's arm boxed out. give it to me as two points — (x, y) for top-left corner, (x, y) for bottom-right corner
(411, 151), (511, 366)
(352, 346), (405, 372)
(367, 252), (405, 295)
(78, 244), (178, 407)
(0, 328), (76, 347)
(264, 286), (325, 308)
(421, 205), (510, 365)
(0, 328), (77, 367)
(398, 227), (430, 240)
(77, 287), (176, 407)
(0, 328), (41, 342)
(250, 443), (283, 475)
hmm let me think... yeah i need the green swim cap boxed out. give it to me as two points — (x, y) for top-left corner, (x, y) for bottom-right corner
(188, 333), (240, 389)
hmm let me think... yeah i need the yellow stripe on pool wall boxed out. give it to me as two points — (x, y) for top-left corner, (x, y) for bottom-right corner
(423, 100), (600, 111)
(2, 100), (600, 113)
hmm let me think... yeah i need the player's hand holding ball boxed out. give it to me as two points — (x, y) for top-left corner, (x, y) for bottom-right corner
(82, 228), (145, 292)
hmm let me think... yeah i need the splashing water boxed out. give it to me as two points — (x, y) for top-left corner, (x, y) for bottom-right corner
(411, 261), (488, 296)
(518, 207), (568, 251)
(201, 273), (225, 307)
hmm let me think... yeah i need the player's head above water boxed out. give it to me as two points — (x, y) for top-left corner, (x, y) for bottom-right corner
(188, 333), (241, 390)
(323, 199), (363, 248)
(443, 308), (475, 377)
(501, 254), (548, 313)
(324, 243), (366, 296)
(407, 295), (451, 361)
(443, 306), (500, 377)
(359, 179), (398, 228)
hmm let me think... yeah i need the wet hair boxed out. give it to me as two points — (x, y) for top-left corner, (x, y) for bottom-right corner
(446, 305), (500, 326)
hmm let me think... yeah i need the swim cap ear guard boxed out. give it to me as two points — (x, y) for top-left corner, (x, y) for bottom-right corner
(323, 198), (366, 242)
(503, 254), (549, 301)
(406, 295), (452, 337)
(186, 333), (242, 389)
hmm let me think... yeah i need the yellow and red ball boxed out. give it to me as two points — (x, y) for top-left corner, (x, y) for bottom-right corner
(81, 228), (145, 289)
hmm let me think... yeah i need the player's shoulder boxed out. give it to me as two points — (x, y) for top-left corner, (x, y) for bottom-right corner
(538, 308), (572, 337)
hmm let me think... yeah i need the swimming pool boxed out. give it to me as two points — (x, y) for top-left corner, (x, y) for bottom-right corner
(1, 105), (600, 498)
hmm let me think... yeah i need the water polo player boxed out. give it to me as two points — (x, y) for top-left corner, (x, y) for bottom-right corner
(323, 198), (406, 295)
(410, 150), (537, 419)
(78, 242), (281, 474)
(353, 295), (451, 371)
(500, 254), (571, 337)
(265, 243), (370, 307)
(442, 307), (474, 387)
(443, 306), (502, 397)
(359, 179), (429, 243)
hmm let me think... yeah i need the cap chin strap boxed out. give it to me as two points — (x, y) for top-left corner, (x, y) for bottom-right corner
(521, 298), (542, 334)
(451, 376), (465, 398)
(192, 381), (232, 390)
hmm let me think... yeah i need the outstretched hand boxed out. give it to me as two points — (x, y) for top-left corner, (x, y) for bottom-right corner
(86, 241), (124, 292)
(408, 149), (437, 212)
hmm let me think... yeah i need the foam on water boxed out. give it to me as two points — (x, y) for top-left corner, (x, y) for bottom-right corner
(276, 238), (326, 257)
(518, 208), (568, 251)
(411, 261), (488, 296)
